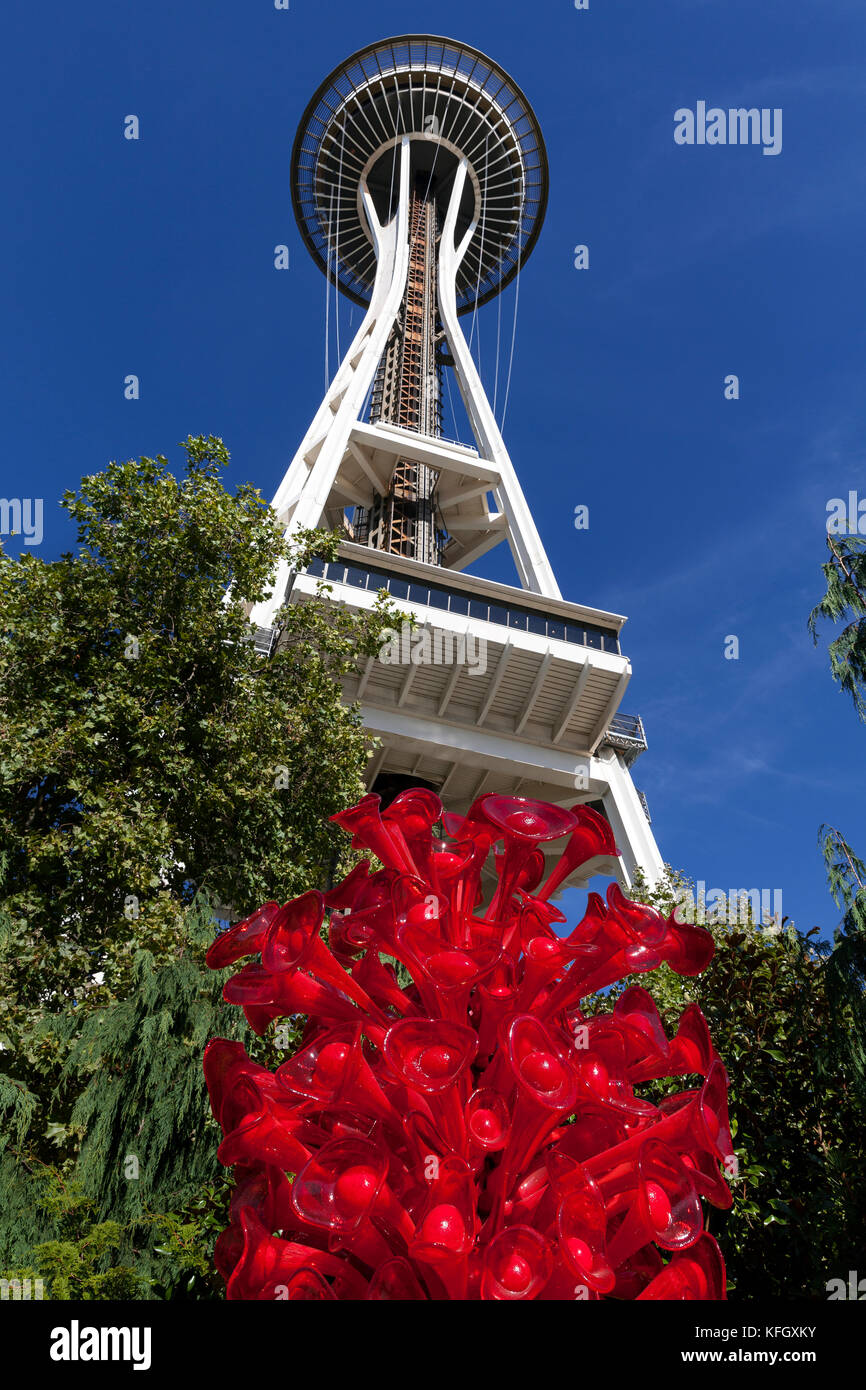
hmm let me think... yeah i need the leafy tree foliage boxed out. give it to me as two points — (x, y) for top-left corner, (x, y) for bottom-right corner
(817, 826), (866, 1099)
(624, 872), (866, 1300)
(0, 893), (266, 1298)
(0, 436), (395, 1291)
(809, 536), (866, 1097)
(0, 436), (395, 1137)
(0, 1157), (149, 1299)
(62, 895), (250, 1224)
(809, 534), (866, 721)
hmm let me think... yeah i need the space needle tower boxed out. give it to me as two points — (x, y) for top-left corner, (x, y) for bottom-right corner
(251, 36), (665, 889)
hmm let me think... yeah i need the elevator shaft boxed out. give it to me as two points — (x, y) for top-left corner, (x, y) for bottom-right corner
(355, 183), (445, 566)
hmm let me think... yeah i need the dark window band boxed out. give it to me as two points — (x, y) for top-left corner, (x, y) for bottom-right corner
(304, 557), (621, 655)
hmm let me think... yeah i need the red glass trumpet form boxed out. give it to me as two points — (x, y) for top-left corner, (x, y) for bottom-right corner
(205, 791), (731, 1299)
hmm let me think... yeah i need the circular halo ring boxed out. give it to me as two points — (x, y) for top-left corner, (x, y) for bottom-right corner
(291, 34), (549, 315)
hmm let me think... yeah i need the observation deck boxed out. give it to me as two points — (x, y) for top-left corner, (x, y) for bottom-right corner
(292, 34), (548, 313)
(257, 550), (658, 887)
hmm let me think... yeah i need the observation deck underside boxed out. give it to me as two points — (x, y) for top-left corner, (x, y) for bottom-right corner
(292, 35), (548, 313)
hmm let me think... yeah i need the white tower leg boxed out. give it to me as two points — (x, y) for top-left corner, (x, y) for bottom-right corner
(437, 159), (562, 601)
(597, 749), (666, 888)
(250, 137), (414, 630)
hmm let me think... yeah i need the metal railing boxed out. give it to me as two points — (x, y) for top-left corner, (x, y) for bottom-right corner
(252, 626), (278, 658)
(602, 713), (648, 767)
(608, 713), (646, 743)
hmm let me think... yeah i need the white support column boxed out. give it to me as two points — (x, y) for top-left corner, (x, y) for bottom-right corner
(437, 159), (561, 600)
(250, 137), (414, 629)
(598, 749), (665, 890)
(356, 699), (665, 890)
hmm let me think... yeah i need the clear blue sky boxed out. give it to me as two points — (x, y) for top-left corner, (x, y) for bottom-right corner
(3, 0), (865, 939)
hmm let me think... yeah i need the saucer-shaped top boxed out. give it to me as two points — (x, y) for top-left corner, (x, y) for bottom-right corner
(292, 36), (548, 314)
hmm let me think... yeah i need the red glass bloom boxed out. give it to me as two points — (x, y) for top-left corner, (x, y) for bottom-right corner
(205, 790), (731, 1299)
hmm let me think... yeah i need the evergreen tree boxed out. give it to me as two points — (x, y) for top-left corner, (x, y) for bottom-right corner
(809, 533), (866, 1095)
(809, 533), (866, 720)
(817, 825), (866, 1097)
(61, 894), (249, 1224)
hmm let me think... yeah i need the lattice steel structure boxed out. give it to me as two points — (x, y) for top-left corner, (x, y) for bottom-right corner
(355, 185), (445, 564)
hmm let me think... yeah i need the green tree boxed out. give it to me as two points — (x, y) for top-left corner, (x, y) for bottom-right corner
(816, 826), (866, 1095)
(0, 435), (397, 1291)
(62, 894), (248, 1224)
(0, 437), (395, 1137)
(809, 533), (866, 720)
(0, 891), (265, 1298)
(809, 533), (866, 1094)
(623, 871), (866, 1299)
(0, 1146), (150, 1299)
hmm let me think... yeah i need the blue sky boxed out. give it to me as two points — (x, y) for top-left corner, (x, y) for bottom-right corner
(3, 0), (865, 938)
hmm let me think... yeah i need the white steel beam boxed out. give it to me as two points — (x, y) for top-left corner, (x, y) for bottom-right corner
(437, 660), (464, 718)
(249, 137), (414, 629)
(516, 650), (553, 735)
(477, 641), (513, 726)
(437, 158), (561, 599)
(588, 667), (632, 754)
(346, 439), (390, 493)
(438, 761), (461, 797)
(552, 659), (592, 744)
(356, 655), (376, 699)
(365, 745), (387, 786)
(397, 663), (419, 707)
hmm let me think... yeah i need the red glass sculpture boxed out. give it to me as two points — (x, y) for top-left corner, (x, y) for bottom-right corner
(204, 791), (730, 1299)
